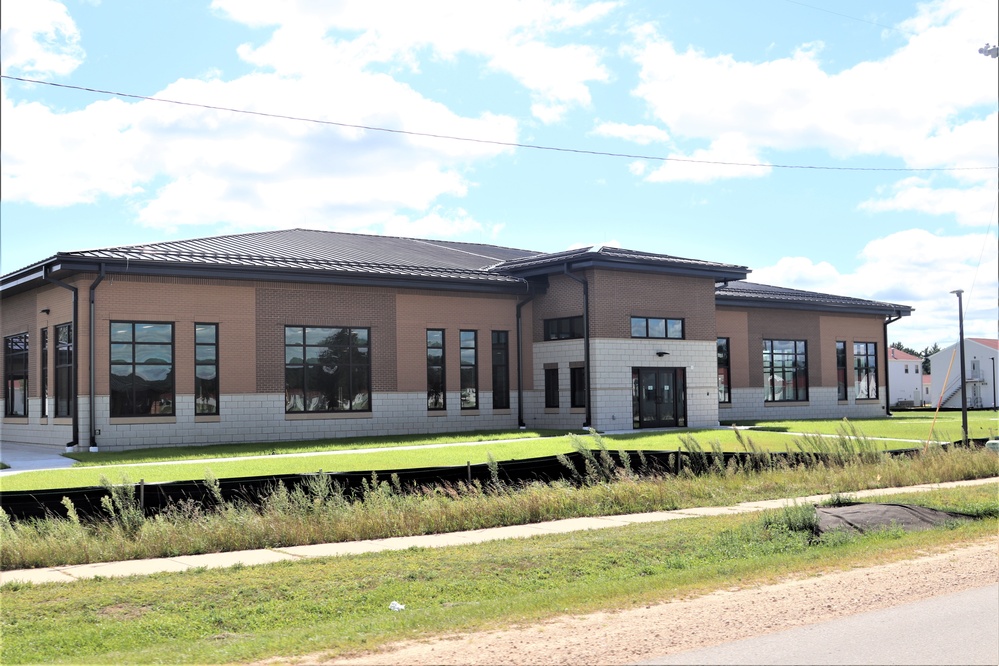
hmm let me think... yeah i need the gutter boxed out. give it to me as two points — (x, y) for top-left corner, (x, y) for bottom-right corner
(562, 265), (592, 428)
(88, 265), (106, 450)
(884, 312), (903, 415)
(43, 268), (79, 450)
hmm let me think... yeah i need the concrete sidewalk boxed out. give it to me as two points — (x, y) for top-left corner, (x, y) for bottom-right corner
(3, 476), (995, 586)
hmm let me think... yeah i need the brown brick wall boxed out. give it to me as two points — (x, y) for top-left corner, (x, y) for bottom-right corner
(530, 269), (717, 342)
(718, 306), (888, 389)
(396, 291), (522, 392)
(256, 284), (396, 393)
(94, 275), (257, 395)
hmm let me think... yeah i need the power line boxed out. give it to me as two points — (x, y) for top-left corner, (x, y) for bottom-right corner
(2, 74), (994, 173)
(781, 0), (914, 36)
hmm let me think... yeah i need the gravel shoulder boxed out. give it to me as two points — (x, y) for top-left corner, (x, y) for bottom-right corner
(310, 538), (998, 666)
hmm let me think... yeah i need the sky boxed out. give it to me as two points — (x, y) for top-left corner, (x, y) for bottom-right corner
(1, 0), (996, 353)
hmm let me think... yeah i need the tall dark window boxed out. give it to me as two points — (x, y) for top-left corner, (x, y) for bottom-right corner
(195, 323), (219, 415)
(460, 330), (478, 409)
(836, 341), (847, 400)
(544, 316), (584, 341)
(427, 329), (445, 410)
(717, 337), (731, 404)
(4, 333), (28, 417)
(40, 328), (48, 417)
(544, 367), (559, 408)
(491, 331), (510, 409)
(55, 323), (74, 417)
(284, 326), (370, 413)
(763, 339), (808, 402)
(570, 366), (586, 408)
(632, 317), (684, 339)
(110, 322), (174, 416)
(854, 342), (878, 399)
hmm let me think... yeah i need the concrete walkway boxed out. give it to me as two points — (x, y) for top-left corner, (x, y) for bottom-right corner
(2, 476), (995, 586)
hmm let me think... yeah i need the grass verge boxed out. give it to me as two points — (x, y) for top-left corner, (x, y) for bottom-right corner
(1, 484), (994, 665)
(3, 433), (997, 570)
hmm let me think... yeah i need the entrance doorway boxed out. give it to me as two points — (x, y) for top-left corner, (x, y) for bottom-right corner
(632, 367), (686, 428)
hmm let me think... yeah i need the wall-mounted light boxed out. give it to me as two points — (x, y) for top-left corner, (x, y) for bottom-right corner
(656, 351), (669, 357)
(40, 308), (50, 315)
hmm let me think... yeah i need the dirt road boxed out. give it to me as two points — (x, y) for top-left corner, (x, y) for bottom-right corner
(311, 538), (997, 665)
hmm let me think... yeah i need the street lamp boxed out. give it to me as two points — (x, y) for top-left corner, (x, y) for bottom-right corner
(950, 290), (969, 445)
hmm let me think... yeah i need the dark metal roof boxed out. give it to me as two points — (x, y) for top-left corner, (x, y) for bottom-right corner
(716, 281), (913, 316)
(493, 245), (749, 281)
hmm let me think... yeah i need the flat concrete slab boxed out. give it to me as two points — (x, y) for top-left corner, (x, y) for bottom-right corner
(57, 558), (191, 580)
(172, 548), (297, 569)
(0, 568), (78, 585)
(0, 441), (77, 473)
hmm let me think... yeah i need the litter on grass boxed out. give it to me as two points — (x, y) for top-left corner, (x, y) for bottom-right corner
(389, 601), (405, 611)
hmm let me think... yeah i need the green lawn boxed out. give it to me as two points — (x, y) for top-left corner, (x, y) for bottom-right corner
(3, 413), (996, 492)
(2, 484), (994, 665)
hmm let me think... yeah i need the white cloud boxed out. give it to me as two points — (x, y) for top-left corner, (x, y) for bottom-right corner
(752, 228), (999, 350)
(0, 0), (83, 77)
(214, 0), (615, 123)
(858, 178), (996, 227)
(591, 121), (669, 145)
(625, 0), (998, 190)
(644, 133), (771, 183)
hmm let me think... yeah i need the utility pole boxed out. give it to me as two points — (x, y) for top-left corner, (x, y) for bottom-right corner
(950, 290), (969, 445)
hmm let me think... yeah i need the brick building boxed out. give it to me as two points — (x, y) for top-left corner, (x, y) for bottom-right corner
(1, 229), (912, 451)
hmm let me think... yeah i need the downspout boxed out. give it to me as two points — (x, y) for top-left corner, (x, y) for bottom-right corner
(516, 292), (535, 428)
(883, 313), (903, 416)
(562, 265), (591, 428)
(89, 265), (106, 449)
(43, 267), (79, 450)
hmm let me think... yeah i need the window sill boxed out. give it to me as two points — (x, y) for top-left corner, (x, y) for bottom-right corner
(2, 417), (28, 425)
(718, 403), (732, 408)
(570, 407), (586, 414)
(460, 409), (480, 416)
(109, 417), (177, 425)
(544, 407), (560, 414)
(285, 411), (372, 420)
(764, 401), (810, 407)
(53, 418), (73, 425)
(427, 410), (448, 417)
(492, 409), (512, 415)
(195, 415), (221, 423)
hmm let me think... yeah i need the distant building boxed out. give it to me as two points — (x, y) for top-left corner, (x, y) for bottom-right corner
(887, 347), (923, 407)
(1, 229), (913, 451)
(928, 339), (998, 409)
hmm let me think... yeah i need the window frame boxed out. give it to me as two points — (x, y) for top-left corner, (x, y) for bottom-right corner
(40, 328), (48, 417)
(459, 330), (478, 410)
(55, 323), (74, 418)
(854, 342), (878, 400)
(4, 332), (28, 417)
(631, 316), (685, 340)
(491, 330), (510, 410)
(110, 321), (174, 417)
(284, 325), (371, 414)
(195, 323), (219, 415)
(570, 366), (586, 408)
(717, 337), (731, 404)
(543, 316), (584, 341)
(763, 339), (809, 402)
(427, 329), (446, 410)
(836, 341), (848, 400)
(544, 367), (560, 408)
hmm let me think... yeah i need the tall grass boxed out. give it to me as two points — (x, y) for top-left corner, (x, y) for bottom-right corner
(2, 431), (996, 571)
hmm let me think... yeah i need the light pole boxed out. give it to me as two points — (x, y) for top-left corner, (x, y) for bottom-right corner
(950, 290), (969, 445)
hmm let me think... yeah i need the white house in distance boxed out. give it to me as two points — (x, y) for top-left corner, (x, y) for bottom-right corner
(929, 338), (998, 409)
(887, 347), (923, 407)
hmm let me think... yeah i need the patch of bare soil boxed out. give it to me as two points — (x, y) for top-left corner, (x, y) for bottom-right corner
(278, 538), (998, 666)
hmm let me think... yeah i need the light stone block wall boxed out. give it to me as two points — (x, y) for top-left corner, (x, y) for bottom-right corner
(718, 386), (886, 422)
(524, 337), (720, 432)
(85, 392), (520, 451)
(1, 396), (90, 449)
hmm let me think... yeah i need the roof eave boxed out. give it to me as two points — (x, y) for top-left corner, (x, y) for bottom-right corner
(716, 294), (913, 317)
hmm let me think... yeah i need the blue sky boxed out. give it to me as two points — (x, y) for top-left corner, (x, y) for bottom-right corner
(1, 0), (996, 351)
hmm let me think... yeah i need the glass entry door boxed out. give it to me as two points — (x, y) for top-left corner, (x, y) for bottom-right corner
(632, 367), (686, 428)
